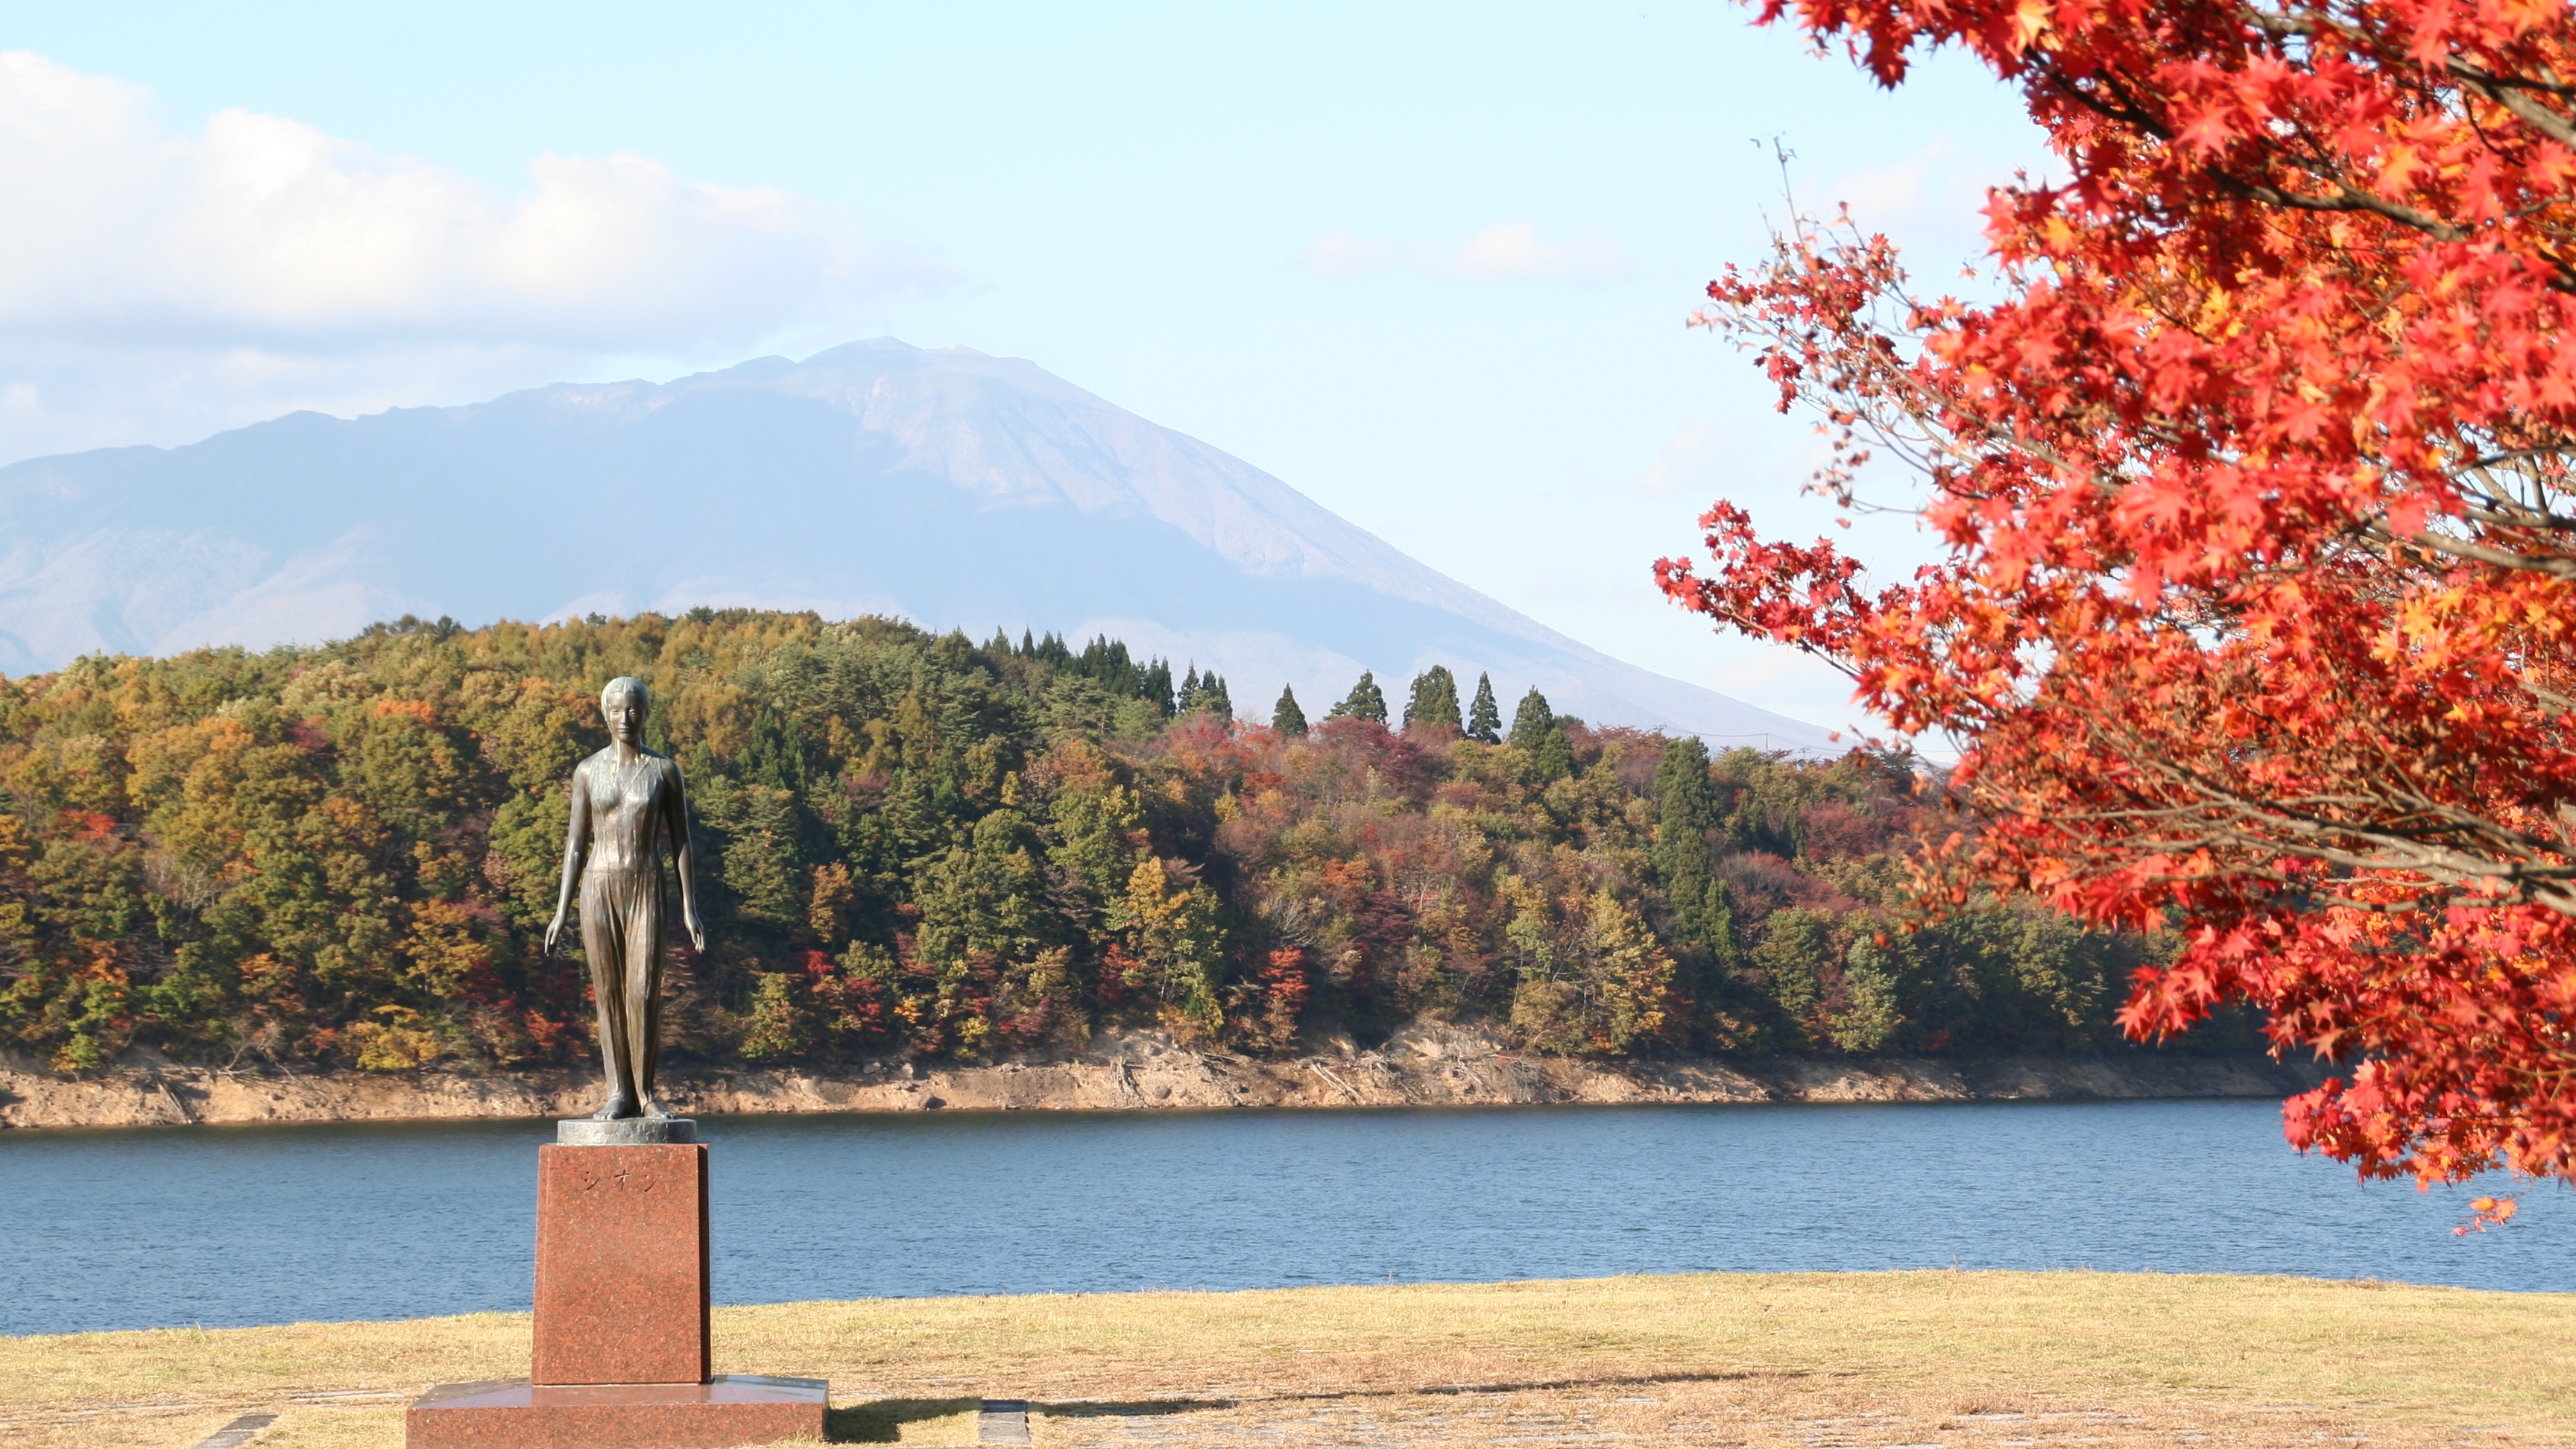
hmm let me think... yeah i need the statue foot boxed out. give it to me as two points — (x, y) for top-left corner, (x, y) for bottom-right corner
(590, 1095), (638, 1120)
(638, 1097), (672, 1120)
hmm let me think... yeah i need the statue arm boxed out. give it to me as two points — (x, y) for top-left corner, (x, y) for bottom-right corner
(666, 760), (708, 953)
(543, 764), (591, 956)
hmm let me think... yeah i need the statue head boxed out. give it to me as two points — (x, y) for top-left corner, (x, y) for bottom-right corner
(600, 676), (651, 746)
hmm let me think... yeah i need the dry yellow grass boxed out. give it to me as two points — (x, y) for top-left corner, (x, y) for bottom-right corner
(3, 1271), (2566, 1448)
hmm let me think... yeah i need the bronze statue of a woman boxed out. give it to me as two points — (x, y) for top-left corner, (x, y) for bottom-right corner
(544, 676), (707, 1121)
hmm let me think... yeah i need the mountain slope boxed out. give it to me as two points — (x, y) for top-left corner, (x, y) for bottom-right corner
(0, 338), (1828, 745)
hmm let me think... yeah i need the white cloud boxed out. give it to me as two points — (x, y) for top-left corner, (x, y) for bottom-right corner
(1448, 221), (1623, 282)
(0, 51), (951, 463)
(1816, 138), (1959, 233)
(1305, 230), (1401, 280)
(1808, 136), (2062, 278)
(1634, 417), (1744, 497)
(1305, 221), (1625, 284)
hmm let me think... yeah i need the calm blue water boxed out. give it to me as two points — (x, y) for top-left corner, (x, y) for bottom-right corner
(5, 1098), (2568, 1336)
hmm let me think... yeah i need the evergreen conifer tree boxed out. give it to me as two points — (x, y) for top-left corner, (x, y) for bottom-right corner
(1179, 666), (1234, 722)
(1509, 686), (1573, 781)
(1323, 670), (1389, 724)
(1272, 684), (1308, 738)
(1509, 686), (1554, 742)
(1529, 723), (1576, 782)
(1351, 670), (1388, 724)
(1075, 636), (1140, 696)
(1650, 736), (1734, 962)
(1466, 672), (1503, 743)
(1402, 666), (1462, 736)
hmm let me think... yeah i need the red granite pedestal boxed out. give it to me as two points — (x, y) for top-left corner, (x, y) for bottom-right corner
(406, 1134), (827, 1449)
(532, 1143), (711, 1386)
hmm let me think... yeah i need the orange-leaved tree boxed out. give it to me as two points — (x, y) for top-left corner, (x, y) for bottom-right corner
(1658, 0), (2576, 1208)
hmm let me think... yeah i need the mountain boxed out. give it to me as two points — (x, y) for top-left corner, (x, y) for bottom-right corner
(0, 339), (1830, 747)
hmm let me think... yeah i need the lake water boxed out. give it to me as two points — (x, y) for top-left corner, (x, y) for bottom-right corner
(6, 1098), (2569, 1336)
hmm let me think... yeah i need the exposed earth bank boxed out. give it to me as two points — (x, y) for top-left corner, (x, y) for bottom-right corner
(0, 1023), (2332, 1131)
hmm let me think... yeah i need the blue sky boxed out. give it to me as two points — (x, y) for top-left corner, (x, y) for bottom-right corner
(0, 1), (2048, 733)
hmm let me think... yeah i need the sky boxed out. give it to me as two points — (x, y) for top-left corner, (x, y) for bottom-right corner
(0, 1), (2051, 737)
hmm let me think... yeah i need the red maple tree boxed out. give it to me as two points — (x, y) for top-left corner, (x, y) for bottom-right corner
(1659, 0), (2576, 1210)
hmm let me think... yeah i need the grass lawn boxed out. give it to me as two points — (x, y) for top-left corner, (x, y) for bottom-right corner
(2, 1271), (2566, 1448)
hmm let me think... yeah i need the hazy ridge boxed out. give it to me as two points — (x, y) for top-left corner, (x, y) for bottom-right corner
(0, 339), (1827, 746)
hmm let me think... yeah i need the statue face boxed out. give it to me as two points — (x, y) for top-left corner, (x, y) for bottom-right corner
(602, 689), (646, 746)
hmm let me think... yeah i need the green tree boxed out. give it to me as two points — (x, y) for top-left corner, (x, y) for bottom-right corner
(1271, 684), (1308, 739)
(1110, 856), (1228, 1040)
(1829, 934), (1904, 1054)
(1401, 666), (1462, 736)
(1465, 673), (1503, 743)
(1046, 763), (1149, 906)
(1323, 671), (1388, 724)
(1527, 726), (1575, 783)
(737, 972), (811, 1061)
(698, 779), (804, 928)
(1178, 667), (1233, 721)
(1751, 907), (1831, 1044)
(1509, 686), (1553, 743)
(912, 809), (1056, 967)
(1509, 689), (1573, 783)
(1650, 737), (1734, 964)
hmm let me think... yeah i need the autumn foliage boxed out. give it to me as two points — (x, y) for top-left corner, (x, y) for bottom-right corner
(0, 610), (2183, 1079)
(1661, 0), (2576, 1201)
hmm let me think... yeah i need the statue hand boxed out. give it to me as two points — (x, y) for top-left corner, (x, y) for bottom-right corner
(544, 912), (566, 957)
(684, 907), (707, 955)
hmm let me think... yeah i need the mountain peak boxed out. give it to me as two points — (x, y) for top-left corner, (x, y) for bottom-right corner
(0, 344), (1828, 748)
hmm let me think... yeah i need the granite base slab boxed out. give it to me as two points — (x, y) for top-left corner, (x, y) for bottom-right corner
(558, 1117), (699, 1145)
(405, 1374), (826, 1448)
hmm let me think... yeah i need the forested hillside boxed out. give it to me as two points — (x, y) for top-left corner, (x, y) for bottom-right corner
(0, 610), (2244, 1075)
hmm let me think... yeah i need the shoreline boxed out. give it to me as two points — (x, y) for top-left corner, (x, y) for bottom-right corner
(0, 1023), (2329, 1131)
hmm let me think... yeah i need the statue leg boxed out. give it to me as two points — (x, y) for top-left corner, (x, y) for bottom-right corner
(627, 874), (666, 1111)
(580, 871), (639, 1115)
